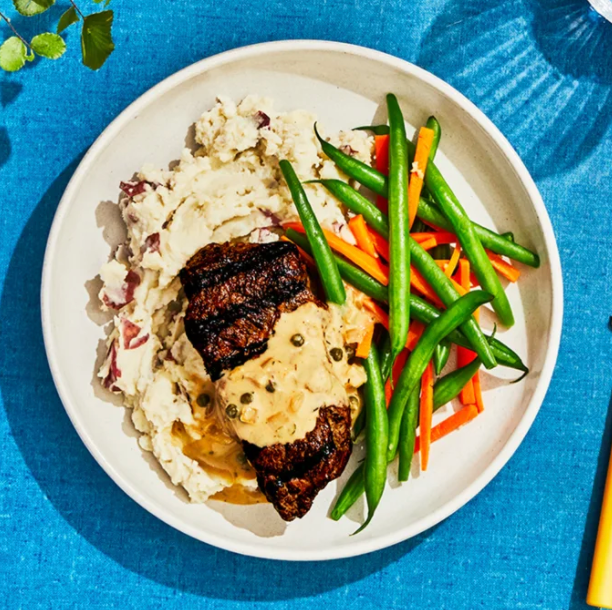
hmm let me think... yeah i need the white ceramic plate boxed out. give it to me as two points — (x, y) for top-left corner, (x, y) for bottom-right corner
(41, 40), (563, 561)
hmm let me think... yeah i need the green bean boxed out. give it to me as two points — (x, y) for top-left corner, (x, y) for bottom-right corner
(429, 243), (452, 261)
(502, 231), (515, 242)
(417, 197), (539, 268)
(308, 180), (389, 237)
(398, 388), (419, 481)
(317, 134), (539, 268)
(418, 148), (514, 328)
(410, 238), (497, 370)
(331, 463), (365, 521)
(314, 123), (386, 194)
(426, 116), (441, 160)
(280, 160), (346, 305)
(378, 329), (394, 382)
(411, 218), (430, 234)
(354, 125), (390, 136)
(285, 229), (527, 373)
(352, 410), (365, 440)
(386, 94), (411, 359)
(433, 358), (482, 409)
(354, 343), (389, 533)
(387, 290), (493, 461)
(433, 339), (451, 375)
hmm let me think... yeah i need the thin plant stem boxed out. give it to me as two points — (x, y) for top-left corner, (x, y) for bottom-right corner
(68, 0), (85, 19)
(0, 10), (32, 50)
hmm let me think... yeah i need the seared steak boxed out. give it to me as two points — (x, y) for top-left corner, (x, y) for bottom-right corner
(243, 405), (352, 521)
(180, 241), (353, 520)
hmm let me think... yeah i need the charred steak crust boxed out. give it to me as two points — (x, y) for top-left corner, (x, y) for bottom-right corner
(180, 241), (321, 381)
(242, 406), (352, 521)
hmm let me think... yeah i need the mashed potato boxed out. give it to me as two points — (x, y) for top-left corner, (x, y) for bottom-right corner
(97, 95), (374, 503)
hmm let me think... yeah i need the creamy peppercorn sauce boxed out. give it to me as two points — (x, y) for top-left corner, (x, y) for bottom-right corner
(170, 293), (371, 503)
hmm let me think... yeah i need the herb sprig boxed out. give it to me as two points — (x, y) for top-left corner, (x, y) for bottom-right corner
(0, 0), (115, 72)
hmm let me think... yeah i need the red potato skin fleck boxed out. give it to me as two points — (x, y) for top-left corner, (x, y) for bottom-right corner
(144, 233), (161, 254)
(102, 341), (121, 390)
(102, 270), (141, 310)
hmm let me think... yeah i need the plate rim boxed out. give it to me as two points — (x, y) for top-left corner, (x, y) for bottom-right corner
(41, 39), (564, 562)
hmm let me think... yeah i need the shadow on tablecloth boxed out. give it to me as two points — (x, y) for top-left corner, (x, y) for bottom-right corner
(0, 159), (434, 600)
(418, 0), (612, 181)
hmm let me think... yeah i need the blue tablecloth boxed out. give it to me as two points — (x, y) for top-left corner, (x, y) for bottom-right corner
(2, 0), (612, 607)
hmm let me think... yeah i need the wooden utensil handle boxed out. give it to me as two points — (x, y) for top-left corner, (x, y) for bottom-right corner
(588, 443), (612, 608)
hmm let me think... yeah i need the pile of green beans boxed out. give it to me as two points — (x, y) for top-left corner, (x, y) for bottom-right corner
(297, 109), (538, 532)
(280, 160), (346, 305)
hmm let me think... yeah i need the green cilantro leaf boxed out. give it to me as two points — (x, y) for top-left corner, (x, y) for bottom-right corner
(31, 33), (66, 59)
(81, 10), (114, 71)
(12, 0), (54, 17)
(0, 37), (27, 72)
(57, 6), (80, 34)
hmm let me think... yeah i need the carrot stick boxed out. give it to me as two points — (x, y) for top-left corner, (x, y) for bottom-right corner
(368, 227), (390, 260)
(284, 223), (389, 286)
(349, 215), (378, 258)
(414, 404), (479, 453)
(375, 135), (390, 214)
(473, 363), (485, 413)
(412, 232), (457, 246)
(280, 236), (316, 267)
(457, 259), (476, 405)
(410, 266), (444, 306)
(406, 320), (425, 351)
(486, 250), (521, 282)
(356, 323), (375, 359)
(363, 298), (389, 327)
(472, 307), (485, 413)
(367, 227), (443, 305)
(408, 127), (435, 228)
(418, 237), (438, 251)
(385, 348), (409, 405)
(444, 244), (461, 278)
(419, 360), (434, 471)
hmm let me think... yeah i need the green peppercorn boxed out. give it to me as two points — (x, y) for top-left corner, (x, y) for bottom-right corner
(291, 333), (305, 347)
(225, 404), (238, 419)
(196, 393), (211, 408)
(265, 381), (276, 393)
(240, 392), (253, 405)
(330, 347), (344, 361)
